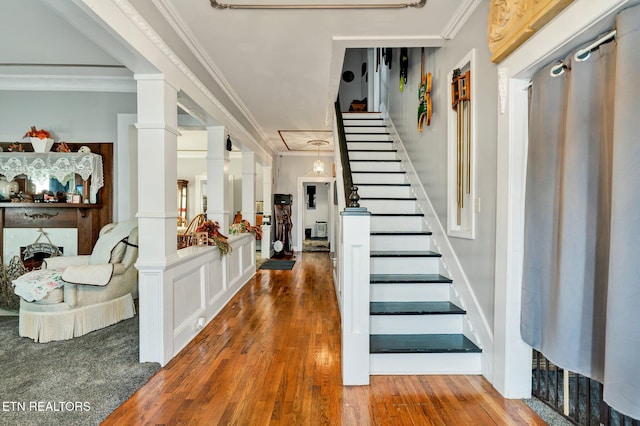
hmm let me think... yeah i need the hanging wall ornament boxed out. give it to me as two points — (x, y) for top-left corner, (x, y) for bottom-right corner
(418, 47), (433, 132)
(385, 48), (392, 69)
(399, 48), (408, 92)
(451, 68), (471, 225)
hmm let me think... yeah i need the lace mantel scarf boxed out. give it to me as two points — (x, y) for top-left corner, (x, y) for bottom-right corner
(0, 153), (104, 203)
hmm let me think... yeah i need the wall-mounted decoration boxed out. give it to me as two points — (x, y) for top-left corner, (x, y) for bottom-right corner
(382, 48), (392, 69)
(488, 0), (574, 63)
(399, 48), (408, 92)
(342, 70), (354, 82)
(451, 67), (471, 226)
(447, 49), (477, 239)
(418, 47), (433, 132)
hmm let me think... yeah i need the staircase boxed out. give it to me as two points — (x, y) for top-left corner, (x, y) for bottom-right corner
(343, 111), (482, 375)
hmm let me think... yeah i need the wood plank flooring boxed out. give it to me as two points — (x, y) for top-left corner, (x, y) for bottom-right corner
(104, 252), (544, 425)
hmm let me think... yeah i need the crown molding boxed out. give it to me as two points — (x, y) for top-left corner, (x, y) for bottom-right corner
(0, 74), (136, 92)
(110, 0), (274, 161)
(151, 0), (275, 150)
(441, 0), (482, 40)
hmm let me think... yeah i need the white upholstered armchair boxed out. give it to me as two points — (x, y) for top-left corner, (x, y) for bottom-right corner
(15, 222), (138, 343)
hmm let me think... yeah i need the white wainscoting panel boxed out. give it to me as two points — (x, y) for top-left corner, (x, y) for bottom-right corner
(138, 233), (256, 366)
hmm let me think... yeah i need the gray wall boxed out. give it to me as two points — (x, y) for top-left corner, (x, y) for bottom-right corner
(0, 91), (136, 142)
(383, 2), (498, 328)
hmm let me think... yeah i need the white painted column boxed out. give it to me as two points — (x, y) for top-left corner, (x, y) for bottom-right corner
(206, 126), (230, 232)
(241, 151), (256, 225)
(261, 163), (273, 257)
(492, 74), (533, 397)
(340, 207), (371, 385)
(134, 74), (179, 365)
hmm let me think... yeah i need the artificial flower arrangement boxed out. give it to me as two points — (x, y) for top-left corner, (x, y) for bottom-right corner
(23, 126), (54, 152)
(23, 126), (51, 140)
(195, 220), (232, 256)
(240, 219), (263, 239)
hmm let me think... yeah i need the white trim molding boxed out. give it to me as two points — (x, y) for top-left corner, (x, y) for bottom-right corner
(0, 74), (136, 92)
(441, 0), (483, 40)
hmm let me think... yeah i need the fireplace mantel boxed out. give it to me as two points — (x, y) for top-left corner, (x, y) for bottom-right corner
(0, 143), (113, 261)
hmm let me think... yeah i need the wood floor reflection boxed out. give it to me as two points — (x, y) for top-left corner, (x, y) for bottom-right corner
(104, 252), (544, 425)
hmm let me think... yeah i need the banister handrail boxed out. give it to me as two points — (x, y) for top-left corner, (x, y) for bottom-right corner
(334, 99), (360, 208)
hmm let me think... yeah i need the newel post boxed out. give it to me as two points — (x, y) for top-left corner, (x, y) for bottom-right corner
(340, 204), (371, 385)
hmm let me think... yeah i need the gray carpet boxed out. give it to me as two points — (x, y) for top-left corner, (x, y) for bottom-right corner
(525, 397), (574, 425)
(0, 315), (160, 425)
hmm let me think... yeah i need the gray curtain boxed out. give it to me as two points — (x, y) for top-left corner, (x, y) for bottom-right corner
(522, 4), (640, 419)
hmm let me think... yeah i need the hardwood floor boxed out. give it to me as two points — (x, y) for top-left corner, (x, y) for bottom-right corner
(104, 252), (544, 425)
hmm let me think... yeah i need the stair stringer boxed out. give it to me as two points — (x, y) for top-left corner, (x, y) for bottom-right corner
(380, 107), (494, 381)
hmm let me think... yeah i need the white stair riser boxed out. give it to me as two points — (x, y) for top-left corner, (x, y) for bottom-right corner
(347, 142), (394, 151)
(342, 113), (382, 120)
(370, 215), (423, 232)
(357, 185), (412, 197)
(359, 199), (418, 214)
(343, 119), (384, 126)
(370, 257), (439, 275)
(353, 173), (407, 185)
(350, 162), (403, 172)
(370, 352), (482, 375)
(370, 315), (463, 334)
(370, 283), (450, 302)
(346, 134), (392, 141)
(370, 234), (430, 251)
(345, 126), (388, 133)
(349, 151), (398, 161)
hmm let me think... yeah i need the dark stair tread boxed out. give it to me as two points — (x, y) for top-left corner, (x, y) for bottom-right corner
(370, 250), (441, 257)
(360, 197), (417, 200)
(370, 334), (481, 354)
(352, 171), (406, 174)
(344, 123), (389, 130)
(350, 159), (401, 162)
(370, 301), (465, 315)
(345, 132), (391, 135)
(347, 142), (393, 145)
(370, 213), (423, 216)
(347, 141), (394, 144)
(370, 274), (452, 284)
(356, 183), (410, 186)
(349, 149), (397, 152)
(370, 231), (432, 235)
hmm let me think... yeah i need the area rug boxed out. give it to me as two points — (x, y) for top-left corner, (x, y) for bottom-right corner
(302, 239), (330, 252)
(0, 315), (160, 425)
(258, 259), (296, 270)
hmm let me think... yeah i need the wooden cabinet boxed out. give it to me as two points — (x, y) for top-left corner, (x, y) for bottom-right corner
(178, 179), (188, 226)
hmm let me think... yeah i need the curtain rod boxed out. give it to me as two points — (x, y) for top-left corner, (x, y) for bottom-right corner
(210, 0), (425, 9)
(575, 29), (616, 62)
(549, 29), (617, 78)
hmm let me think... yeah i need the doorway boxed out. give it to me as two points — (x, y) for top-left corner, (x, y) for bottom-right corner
(296, 177), (333, 253)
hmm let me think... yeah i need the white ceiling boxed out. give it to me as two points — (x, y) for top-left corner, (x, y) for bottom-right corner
(0, 0), (480, 153)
